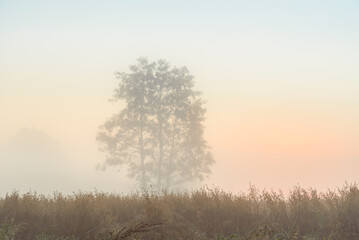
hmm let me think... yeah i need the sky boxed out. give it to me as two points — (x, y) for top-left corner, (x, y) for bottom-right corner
(0, 0), (359, 195)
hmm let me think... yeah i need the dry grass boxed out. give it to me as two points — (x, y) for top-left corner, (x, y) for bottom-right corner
(108, 222), (163, 240)
(1, 183), (359, 239)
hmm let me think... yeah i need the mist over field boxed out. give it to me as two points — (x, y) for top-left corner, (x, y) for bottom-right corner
(1, 0), (358, 195)
(2, 1), (359, 239)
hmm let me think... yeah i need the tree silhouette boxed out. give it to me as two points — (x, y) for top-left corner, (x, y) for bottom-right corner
(97, 58), (214, 189)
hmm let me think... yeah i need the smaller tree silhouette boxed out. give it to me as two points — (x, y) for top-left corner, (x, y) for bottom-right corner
(97, 57), (214, 189)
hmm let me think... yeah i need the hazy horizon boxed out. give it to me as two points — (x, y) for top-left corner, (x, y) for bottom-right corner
(1, 0), (358, 195)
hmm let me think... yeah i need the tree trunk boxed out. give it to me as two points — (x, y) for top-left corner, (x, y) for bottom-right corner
(157, 121), (163, 190)
(139, 118), (145, 189)
(165, 118), (177, 189)
(139, 81), (146, 189)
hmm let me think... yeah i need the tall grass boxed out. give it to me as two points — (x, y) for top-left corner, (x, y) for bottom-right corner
(1, 183), (359, 239)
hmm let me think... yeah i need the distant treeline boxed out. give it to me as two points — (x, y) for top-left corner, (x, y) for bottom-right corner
(1, 183), (359, 239)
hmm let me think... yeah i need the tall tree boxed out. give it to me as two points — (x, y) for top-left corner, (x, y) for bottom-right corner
(97, 57), (214, 190)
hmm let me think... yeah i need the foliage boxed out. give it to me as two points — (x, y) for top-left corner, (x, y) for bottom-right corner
(1, 183), (359, 239)
(97, 57), (214, 189)
(0, 217), (24, 239)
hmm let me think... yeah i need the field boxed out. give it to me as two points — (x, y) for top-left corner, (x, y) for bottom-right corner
(1, 183), (359, 240)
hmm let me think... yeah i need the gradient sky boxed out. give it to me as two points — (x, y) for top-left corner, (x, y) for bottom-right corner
(1, 0), (359, 194)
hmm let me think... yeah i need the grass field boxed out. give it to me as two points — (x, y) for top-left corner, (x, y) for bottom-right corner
(1, 183), (359, 239)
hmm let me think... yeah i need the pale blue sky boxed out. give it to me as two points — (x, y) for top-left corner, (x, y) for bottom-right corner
(1, 1), (359, 36)
(1, 1), (359, 194)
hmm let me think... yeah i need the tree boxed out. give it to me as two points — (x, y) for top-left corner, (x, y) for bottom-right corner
(97, 57), (214, 190)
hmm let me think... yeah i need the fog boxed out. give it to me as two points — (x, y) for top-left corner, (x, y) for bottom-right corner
(0, 128), (134, 194)
(1, 1), (359, 195)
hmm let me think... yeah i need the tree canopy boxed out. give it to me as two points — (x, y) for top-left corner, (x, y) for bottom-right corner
(97, 57), (214, 190)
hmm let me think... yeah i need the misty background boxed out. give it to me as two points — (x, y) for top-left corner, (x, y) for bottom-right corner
(1, 0), (359, 195)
